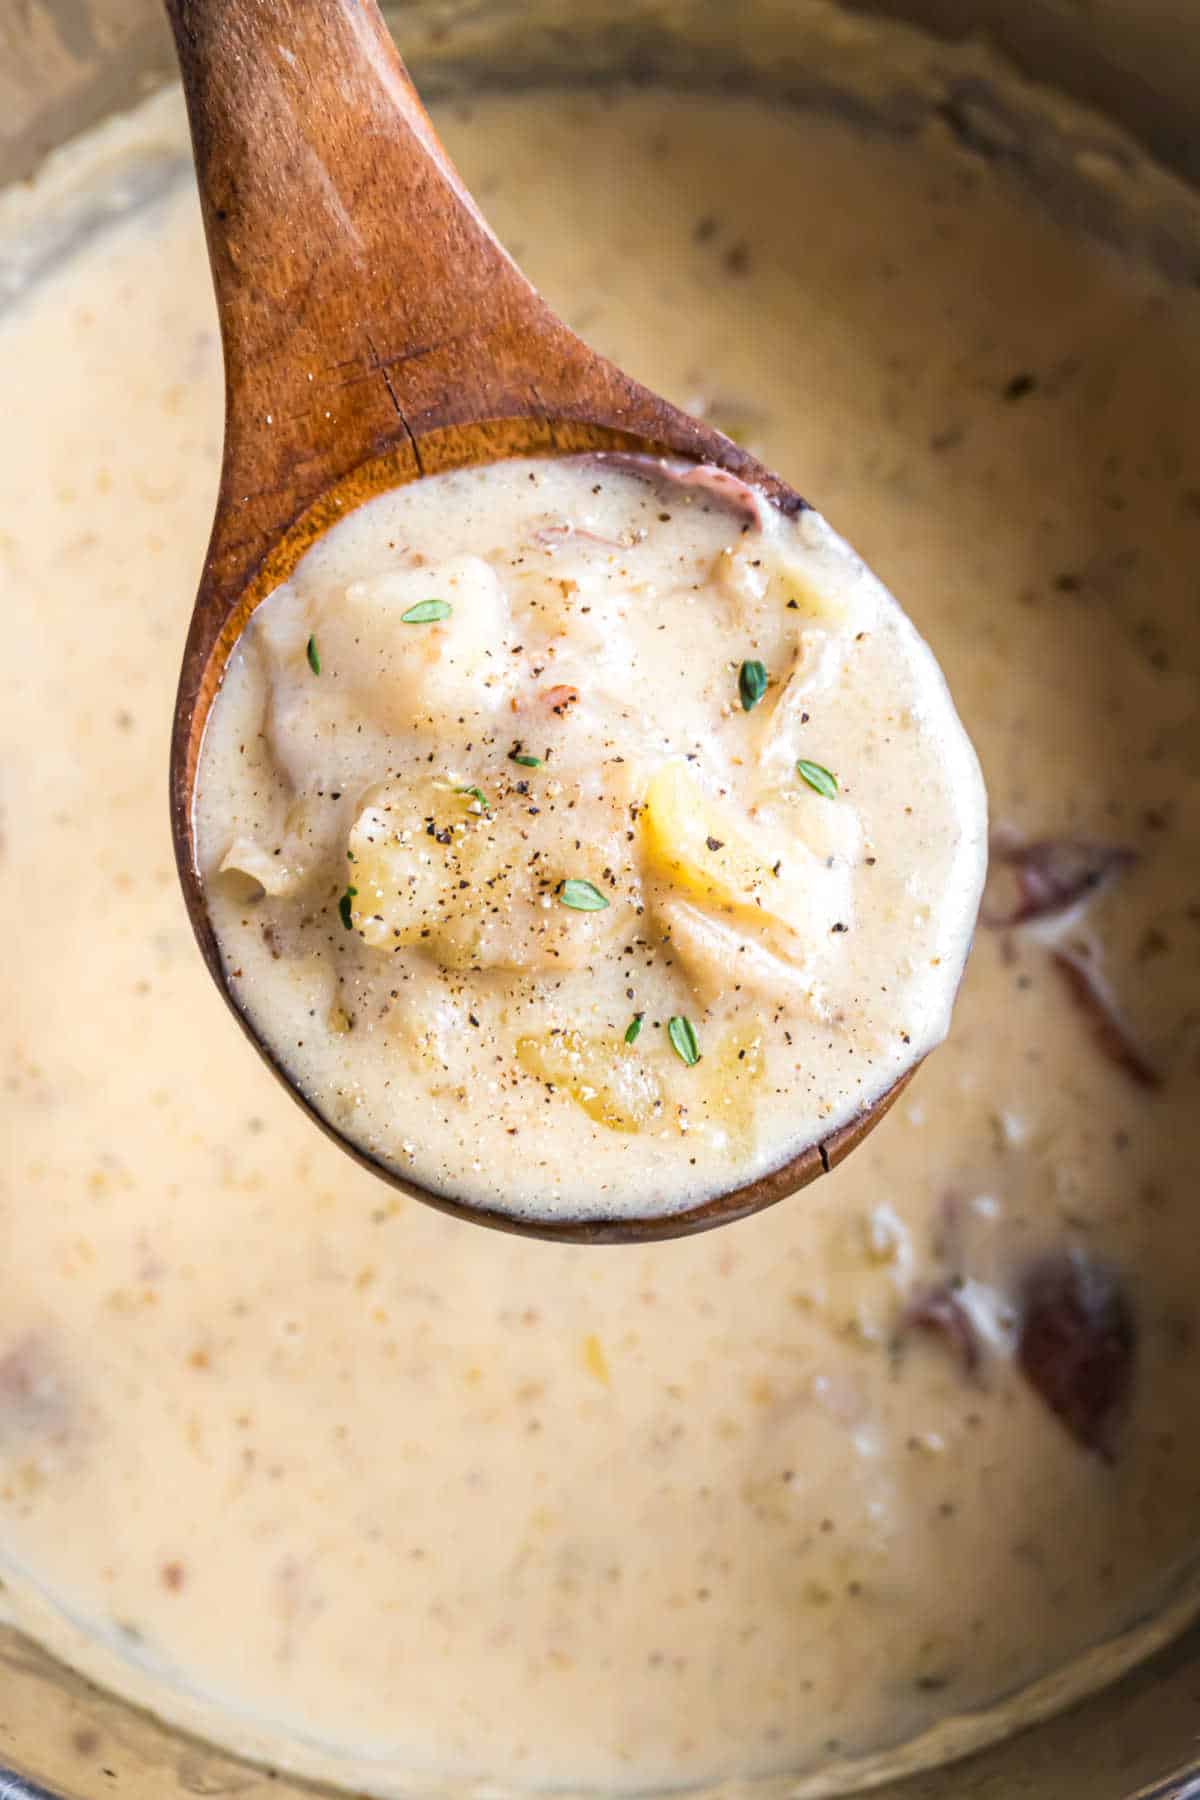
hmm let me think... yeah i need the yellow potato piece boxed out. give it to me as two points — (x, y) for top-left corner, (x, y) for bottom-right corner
(517, 1030), (664, 1133)
(701, 1022), (766, 1157)
(517, 1020), (765, 1149)
(642, 762), (772, 913)
(773, 549), (851, 625)
(347, 784), (472, 958)
(347, 779), (629, 974)
(641, 761), (811, 940)
(657, 895), (828, 1016)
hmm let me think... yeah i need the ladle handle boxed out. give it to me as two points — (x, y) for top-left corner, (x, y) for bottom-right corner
(164, 0), (555, 604)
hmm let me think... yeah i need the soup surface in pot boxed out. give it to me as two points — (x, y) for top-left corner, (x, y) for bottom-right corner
(3, 63), (1200, 1798)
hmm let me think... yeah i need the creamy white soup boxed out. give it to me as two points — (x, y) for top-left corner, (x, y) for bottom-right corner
(3, 65), (1200, 1800)
(194, 452), (984, 1223)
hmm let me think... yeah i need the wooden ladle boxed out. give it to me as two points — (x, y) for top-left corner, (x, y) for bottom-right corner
(165, 0), (914, 1244)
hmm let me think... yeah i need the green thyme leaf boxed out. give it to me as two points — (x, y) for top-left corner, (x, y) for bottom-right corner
(306, 634), (321, 675)
(400, 599), (452, 624)
(668, 1015), (701, 1066)
(509, 749), (542, 768)
(558, 878), (609, 912)
(738, 658), (767, 711)
(338, 886), (357, 931)
(796, 758), (838, 799)
(457, 785), (492, 816)
(623, 1013), (644, 1045)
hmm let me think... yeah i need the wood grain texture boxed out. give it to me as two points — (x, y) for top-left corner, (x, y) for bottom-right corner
(165, 0), (910, 1242)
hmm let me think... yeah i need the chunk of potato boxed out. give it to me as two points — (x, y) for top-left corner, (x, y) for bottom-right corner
(347, 786), (460, 954)
(701, 1023), (767, 1157)
(656, 895), (830, 1017)
(346, 776), (632, 974)
(641, 761), (816, 943)
(220, 834), (308, 899)
(754, 636), (853, 792)
(259, 555), (513, 784)
(217, 796), (328, 899)
(341, 554), (512, 728)
(516, 1020), (766, 1149)
(772, 550), (852, 625)
(517, 1030), (664, 1133)
(714, 532), (848, 624)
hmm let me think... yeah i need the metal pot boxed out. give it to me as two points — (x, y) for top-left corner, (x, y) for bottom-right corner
(1, 3), (1198, 1796)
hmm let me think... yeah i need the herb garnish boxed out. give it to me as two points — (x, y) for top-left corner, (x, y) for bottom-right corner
(558, 878), (609, 912)
(457, 785), (492, 816)
(668, 1015), (701, 1066)
(338, 887), (357, 930)
(306, 634), (321, 675)
(509, 749), (542, 768)
(400, 599), (452, 624)
(738, 659), (767, 712)
(624, 1014), (644, 1045)
(796, 758), (838, 799)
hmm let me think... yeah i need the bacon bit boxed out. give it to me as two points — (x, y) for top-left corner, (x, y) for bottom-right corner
(669, 462), (767, 522)
(161, 1561), (186, 1592)
(903, 1284), (982, 1375)
(0, 1334), (70, 1442)
(931, 1192), (965, 1268)
(591, 452), (771, 527)
(983, 835), (1137, 929)
(984, 837), (1157, 1089)
(541, 684), (580, 717)
(532, 519), (624, 550)
(1017, 1250), (1135, 1461)
(1051, 946), (1162, 1090)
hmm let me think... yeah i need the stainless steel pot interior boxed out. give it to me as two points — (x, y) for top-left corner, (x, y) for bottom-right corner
(2, 1), (1200, 1796)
